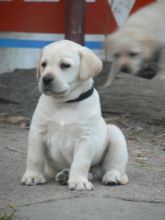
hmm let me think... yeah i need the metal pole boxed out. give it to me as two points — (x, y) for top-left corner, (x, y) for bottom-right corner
(65, 0), (86, 45)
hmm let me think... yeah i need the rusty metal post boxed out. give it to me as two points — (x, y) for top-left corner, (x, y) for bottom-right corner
(65, 0), (86, 45)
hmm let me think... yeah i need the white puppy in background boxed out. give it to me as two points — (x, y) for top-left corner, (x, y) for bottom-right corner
(105, 1), (165, 87)
(21, 40), (128, 191)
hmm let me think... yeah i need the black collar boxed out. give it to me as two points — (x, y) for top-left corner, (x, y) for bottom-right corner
(66, 86), (94, 103)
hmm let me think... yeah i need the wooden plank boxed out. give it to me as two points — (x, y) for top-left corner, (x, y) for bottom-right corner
(95, 72), (165, 122)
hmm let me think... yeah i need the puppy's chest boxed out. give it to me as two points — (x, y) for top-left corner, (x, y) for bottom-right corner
(46, 120), (83, 144)
(44, 117), (90, 165)
(46, 109), (88, 141)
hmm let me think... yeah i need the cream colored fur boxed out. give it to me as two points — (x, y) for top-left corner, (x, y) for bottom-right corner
(105, 2), (165, 87)
(21, 40), (128, 190)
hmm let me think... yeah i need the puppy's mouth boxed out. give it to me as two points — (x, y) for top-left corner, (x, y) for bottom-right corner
(53, 90), (69, 97)
(120, 66), (131, 74)
(39, 76), (70, 97)
(42, 86), (69, 97)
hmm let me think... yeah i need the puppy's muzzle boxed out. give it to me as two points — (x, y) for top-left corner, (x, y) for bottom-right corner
(120, 65), (131, 74)
(42, 74), (54, 93)
(42, 74), (54, 86)
(41, 73), (69, 96)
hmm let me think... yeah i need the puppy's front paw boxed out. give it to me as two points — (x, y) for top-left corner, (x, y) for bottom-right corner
(21, 171), (46, 186)
(55, 169), (70, 185)
(68, 179), (93, 191)
(102, 169), (128, 186)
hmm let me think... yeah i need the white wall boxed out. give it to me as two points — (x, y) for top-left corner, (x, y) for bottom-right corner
(0, 32), (106, 73)
(0, 32), (63, 73)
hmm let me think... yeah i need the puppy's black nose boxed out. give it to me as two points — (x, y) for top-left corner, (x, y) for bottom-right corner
(120, 65), (130, 74)
(42, 74), (53, 85)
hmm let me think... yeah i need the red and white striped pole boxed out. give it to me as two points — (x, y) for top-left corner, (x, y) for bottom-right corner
(65, 0), (86, 45)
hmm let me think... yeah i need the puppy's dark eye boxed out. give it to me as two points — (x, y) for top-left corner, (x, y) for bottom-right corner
(60, 63), (71, 69)
(114, 53), (120, 59)
(129, 52), (139, 57)
(41, 61), (47, 68)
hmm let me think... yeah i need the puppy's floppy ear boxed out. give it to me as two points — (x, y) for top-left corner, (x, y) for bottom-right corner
(36, 60), (41, 80)
(104, 36), (111, 51)
(104, 34), (115, 52)
(78, 47), (103, 81)
(141, 36), (158, 59)
(36, 52), (42, 79)
(104, 36), (111, 59)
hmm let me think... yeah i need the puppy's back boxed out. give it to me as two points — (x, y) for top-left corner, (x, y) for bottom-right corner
(123, 2), (165, 39)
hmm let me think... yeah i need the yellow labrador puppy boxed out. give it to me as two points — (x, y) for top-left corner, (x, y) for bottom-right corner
(105, 1), (165, 87)
(21, 40), (128, 190)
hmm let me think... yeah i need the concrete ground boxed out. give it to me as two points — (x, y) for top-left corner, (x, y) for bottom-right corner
(0, 117), (164, 220)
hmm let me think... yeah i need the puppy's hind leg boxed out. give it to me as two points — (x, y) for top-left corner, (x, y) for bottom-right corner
(56, 169), (70, 185)
(102, 124), (128, 186)
(44, 155), (58, 179)
(104, 63), (118, 87)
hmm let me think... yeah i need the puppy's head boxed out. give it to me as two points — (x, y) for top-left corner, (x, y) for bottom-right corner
(37, 40), (102, 98)
(107, 29), (158, 75)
